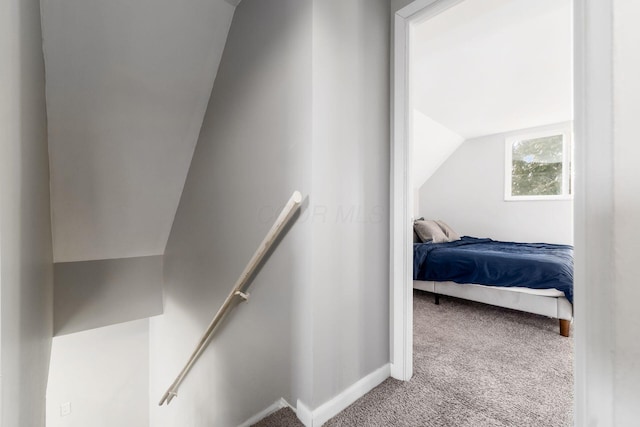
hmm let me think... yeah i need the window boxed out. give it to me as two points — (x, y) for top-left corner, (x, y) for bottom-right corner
(505, 127), (572, 200)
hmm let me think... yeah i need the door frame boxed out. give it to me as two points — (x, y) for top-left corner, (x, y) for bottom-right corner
(390, 0), (615, 425)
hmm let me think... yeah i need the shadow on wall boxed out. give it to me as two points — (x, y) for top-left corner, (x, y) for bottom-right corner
(53, 255), (164, 336)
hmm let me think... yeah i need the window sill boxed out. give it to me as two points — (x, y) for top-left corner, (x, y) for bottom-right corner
(504, 195), (574, 202)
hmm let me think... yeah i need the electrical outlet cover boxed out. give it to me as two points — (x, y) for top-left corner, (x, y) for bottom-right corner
(60, 402), (71, 417)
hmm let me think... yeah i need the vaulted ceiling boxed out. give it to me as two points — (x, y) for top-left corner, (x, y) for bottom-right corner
(42, 0), (241, 262)
(410, 0), (572, 188)
(411, 0), (572, 139)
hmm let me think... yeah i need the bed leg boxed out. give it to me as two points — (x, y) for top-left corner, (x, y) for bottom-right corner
(559, 319), (571, 337)
(434, 294), (440, 305)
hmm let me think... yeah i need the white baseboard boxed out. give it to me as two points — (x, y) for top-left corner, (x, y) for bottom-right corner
(296, 400), (313, 427)
(237, 397), (292, 427)
(296, 364), (390, 427)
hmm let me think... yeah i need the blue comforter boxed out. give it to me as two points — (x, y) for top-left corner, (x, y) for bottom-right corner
(413, 237), (574, 303)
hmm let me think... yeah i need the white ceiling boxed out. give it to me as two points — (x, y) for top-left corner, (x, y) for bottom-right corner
(412, 110), (464, 189)
(411, 0), (572, 140)
(42, 0), (238, 262)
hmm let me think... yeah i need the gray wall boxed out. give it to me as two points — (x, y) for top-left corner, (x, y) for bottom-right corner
(419, 125), (573, 245)
(392, 0), (415, 12)
(309, 0), (390, 407)
(0, 0), (54, 424)
(54, 256), (164, 336)
(148, 0), (391, 422)
(46, 319), (149, 427)
(613, 0), (640, 423)
(148, 0), (313, 425)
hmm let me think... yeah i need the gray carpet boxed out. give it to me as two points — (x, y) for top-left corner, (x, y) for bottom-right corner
(253, 407), (302, 427)
(255, 290), (573, 426)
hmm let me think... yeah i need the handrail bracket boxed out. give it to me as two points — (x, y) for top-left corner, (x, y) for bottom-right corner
(234, 291), (250, 301)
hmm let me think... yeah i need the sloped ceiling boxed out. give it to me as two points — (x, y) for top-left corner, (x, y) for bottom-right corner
(42, 0), (239, 262)
(412, 110), (464, 189)
(411, 0), (572, 140)
(410, 0), (572, 188)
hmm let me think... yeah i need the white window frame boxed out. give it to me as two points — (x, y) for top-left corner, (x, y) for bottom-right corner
(504, 126), (573, 201)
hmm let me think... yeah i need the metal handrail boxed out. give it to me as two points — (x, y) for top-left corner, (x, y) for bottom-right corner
(158, 191), (303, 406)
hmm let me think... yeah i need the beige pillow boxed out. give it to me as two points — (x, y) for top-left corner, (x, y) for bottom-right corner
(414, 220), (448, 243)
(435, 220), (461, 241)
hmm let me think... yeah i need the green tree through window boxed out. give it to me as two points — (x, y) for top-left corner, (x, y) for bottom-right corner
(511, 135), (564, 196)
(505, 127), (572, 200)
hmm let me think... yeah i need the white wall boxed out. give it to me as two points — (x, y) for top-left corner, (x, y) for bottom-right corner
(148, 0), (313, 425)
(0, 0), (54, 424)
(54, 256), (163, 336)
(612, 0), (640, 424)
(418, 124), (573, 245)
(309, 0), (390, 408)
(46, 319), (149, 427)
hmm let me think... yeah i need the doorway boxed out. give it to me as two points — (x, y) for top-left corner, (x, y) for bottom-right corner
(390, 0), (616, 425)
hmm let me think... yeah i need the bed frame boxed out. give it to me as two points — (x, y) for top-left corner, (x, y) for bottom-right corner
(414, 280), (573, 337)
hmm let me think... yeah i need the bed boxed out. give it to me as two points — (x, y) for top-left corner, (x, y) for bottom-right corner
(413, 236), (574, 337)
